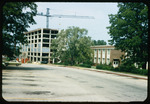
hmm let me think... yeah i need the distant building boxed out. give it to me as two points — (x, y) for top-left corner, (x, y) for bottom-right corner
(91, 45), (124, 68)
(20, 28), (58, 63)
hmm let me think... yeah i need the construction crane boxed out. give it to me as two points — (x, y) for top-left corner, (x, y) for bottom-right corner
(37, 8), (95, 28)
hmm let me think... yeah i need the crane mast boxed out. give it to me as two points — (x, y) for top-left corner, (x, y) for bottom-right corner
(46, 8), (50, 28)
(37, 8), (94, 28)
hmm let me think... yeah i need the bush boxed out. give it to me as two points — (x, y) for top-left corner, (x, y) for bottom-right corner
(79, 64), (91, 68)
(116, 63), (148, 75)
(119, 64), (136, 72)
(96, 63), (148, 75)
(96, 64), (113, 70)
(96, 64), (103, 69)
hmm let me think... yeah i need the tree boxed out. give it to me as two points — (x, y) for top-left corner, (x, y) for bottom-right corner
(51, 26), (93, 65)
(2, 2), (37, 57)
(93, 40), (107, 45)
(107, 3), (148, 69)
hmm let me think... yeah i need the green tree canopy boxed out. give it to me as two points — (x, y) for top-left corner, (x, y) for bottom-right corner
(93, 40), (107, 45)
(2, 2), (37, 57)
(107, 3), (148, 69)
(51, 26), (93, 65)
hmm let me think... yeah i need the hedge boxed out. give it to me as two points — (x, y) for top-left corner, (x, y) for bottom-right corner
(96, 64), (148, 75)
(78, 64), (91, 68)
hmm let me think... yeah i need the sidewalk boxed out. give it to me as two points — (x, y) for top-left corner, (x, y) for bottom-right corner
(49, 64), (148, 80)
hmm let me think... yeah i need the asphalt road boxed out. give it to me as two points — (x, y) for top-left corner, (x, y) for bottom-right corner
(2, 64), (148, 102)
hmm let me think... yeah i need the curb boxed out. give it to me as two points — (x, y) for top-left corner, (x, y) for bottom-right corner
(44, 64), (148, 80)
(65, 66), (148, 80)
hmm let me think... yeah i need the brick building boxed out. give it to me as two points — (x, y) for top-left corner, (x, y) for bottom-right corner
(20, 28), (58, 63)
(91, 45), (124, 68)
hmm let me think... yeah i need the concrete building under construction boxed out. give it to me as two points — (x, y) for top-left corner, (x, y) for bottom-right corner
(20, 28), (58, 63)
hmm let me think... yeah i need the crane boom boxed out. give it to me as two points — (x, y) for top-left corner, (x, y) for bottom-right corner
(37, 8), (94, 28)
(51, 14), (94, 19)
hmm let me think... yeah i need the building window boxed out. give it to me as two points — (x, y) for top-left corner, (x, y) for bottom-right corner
(31, 44), (33, 48)
(107, 49), (110, 55)
(103, 49), (105, 53)
(102, 58), (105, 64)
(43, 44), (49, 47)
(51, 35), (56, 38)
(98, 49), (101, 58)
(102, 49), (105, 58)
(94, 57), (97, 63)
(43, 35), (49, 38)
(94, 49), (97, 57)
(43, 39), (49, 43)
(51, 30), (58, 34)
(98, 58), (100, 63)
(42, 53), (49, 56)
(38, 44), (41, 47)
(107, 58), (110, 65)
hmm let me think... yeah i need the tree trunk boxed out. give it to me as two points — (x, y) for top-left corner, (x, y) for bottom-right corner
(142, 61), (146, 69)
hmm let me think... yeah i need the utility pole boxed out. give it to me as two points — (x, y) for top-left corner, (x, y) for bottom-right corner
(37, 8), (94, 28)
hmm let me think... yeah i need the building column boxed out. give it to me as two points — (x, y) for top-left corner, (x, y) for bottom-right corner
(40, 28), (43, 62)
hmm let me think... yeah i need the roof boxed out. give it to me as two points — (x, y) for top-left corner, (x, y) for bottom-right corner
(91, 45), (115, 49)
(24, 28), (59, 34)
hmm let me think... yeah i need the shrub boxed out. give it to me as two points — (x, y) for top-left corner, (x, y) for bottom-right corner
(79, 64), (91, 68)
(96, 64), (113, 70)
(54, 63), (64, 65)
(96, 63), (148, 76)
(138, 69), (148, 75)
(113, 67), (120, 72)
(117, 63), (148, 75)
(118, 63), (136, 72)
(96, 64), (103, 69)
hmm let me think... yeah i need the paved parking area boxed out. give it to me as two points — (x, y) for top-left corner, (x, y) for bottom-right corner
(2, 64), (148, 102)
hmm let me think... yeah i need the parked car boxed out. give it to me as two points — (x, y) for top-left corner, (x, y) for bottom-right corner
(40, 61), (48, 64)
(5, 60), (21, 66)
(2, 61), (6, 67)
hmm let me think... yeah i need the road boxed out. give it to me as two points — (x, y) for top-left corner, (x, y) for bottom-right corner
(2, 64), (147, 102)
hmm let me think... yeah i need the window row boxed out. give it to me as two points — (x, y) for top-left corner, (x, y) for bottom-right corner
(94, 58), (110, 65)
(27, 34), (57, 39)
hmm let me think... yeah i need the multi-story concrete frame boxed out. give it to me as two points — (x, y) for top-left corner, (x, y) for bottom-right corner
(91, 45), (124, 68)
(21, 28), (58, 63)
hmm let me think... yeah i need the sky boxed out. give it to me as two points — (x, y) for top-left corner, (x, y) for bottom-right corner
(27, 2), (119, 44)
